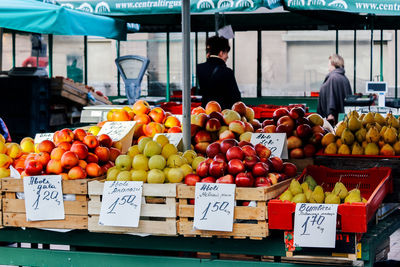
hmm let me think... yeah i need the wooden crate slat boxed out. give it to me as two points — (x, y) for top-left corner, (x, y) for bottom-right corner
(178, 205), (266, 220)
(177, 221), (268, 238)
(265, 179), (291, 200)
(3, 199), (87, 216)
(88, 181), (176, 197)
(2, 178), (88, 194)
(88, 215), (176, 235)
(3, 213), (87, 229)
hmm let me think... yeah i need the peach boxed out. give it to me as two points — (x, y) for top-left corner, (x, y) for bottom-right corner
(205, 101), (222, 115)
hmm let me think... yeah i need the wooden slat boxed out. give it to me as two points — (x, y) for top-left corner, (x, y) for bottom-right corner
(178, 205), (266, 220)
(3, 213), (87, 229)
(3, 199), (87, 215)
(88, 215), (176, 235)
(88, 181), (176, 197)
(2, 178), (88, 194)
(177, 184), (195, 198)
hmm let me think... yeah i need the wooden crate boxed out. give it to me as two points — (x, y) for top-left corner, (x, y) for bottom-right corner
(1, 178), (89, 229)
(281, 252), (356, 266)
(176, 179), (290, 240)
(50, 77), (88, 106)
(88, 180), (176, 235)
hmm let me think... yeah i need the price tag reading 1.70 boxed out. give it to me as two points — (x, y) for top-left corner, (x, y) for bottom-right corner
(23, 175), (64, 221)
(193, 183), (235, 232)
(99, 181), (143, 228)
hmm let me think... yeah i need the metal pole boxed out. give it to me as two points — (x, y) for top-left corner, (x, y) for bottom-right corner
(233, 33), (235, 75)
(396, 30), (398, 98)
(353, 30), (356, 94)
(182, 0), (191, 151)
(12, 32), (15, 68)
(49, 34), (53, 78)
(166, 32), (170, 102)
(84, 36), (88, 85)
(370, 26), (373, 81)
(215, 13), (219, 35)
(117, 40), (121, 96)
(257, 30), (262, 97)
(336, 29), (339, 54)
(0, 28), (3, 71)
(380, 29), (383, 81)
(195, 32), (198, 88)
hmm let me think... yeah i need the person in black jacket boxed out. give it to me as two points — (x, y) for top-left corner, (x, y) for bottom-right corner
(317, 54), (352, 125)
(197, 36), (241, 110)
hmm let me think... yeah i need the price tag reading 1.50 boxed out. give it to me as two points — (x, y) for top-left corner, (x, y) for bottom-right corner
(193, 183), (235, 232)
(98, 181), (143, 228)
(23, 175), (65, 221)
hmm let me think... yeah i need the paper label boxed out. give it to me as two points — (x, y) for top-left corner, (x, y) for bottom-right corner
(97, 121), (136, 141)
(250, 133), (288, 159)
(34, 133), (54, 144)
(153, 133), (183, 147)
(98, 181), (143, 228)
(193, 183), (235, 232)
(23, 176), (64, 221)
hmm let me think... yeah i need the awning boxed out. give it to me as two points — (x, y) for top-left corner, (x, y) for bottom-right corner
(1, 0), (127, 40)
(52, 0), (282, 15)
(284, 0), (400, 16)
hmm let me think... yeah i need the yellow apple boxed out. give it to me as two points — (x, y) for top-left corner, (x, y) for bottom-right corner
(183, 150), (197, 165)
(180, 164), (193, 177)
(154, 135), (169, 147)
(0, 154), (12, 168)
(116, 171), (131, 181)
(106, 167), (120, 181)
(0, 141), (6, 154)
(0, 167), (10, 178)
(128, 145), (140, 158)
(147, 169), (165, 183)
(20, 137), (35, 153)
(167, 154), (184, 168)
(132, 154), (149, 171)
(6, 143), (22, 159)
(167, 167), (184, 183)
(88, 126), (101, 136)
(143, 141), (162, 157)
(148, 155), (166, 170)
(161, 144), (178, 159)
(192, 156), (206, 170)
(131, 170), (147, 182)
(138, 137), (152, 153)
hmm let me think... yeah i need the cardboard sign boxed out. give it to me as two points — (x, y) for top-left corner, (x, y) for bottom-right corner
(193, 183), (235, 232)
(97, 121), (136, 141)
(293, 203), (338, 248)
(23, 176), (64, 221)
(250, 133), (288, 159)
(99, 181), (143, 228)
(153, 133), (183, 147)
(34, 133), (54, 144)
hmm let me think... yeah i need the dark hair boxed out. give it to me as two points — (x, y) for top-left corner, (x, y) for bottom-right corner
(206, 36), (230, 56)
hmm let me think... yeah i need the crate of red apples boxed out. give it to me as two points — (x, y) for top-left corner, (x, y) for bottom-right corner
(268, 165), (393, 233)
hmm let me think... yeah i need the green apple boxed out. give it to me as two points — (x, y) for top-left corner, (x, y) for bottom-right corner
(167, 167), (184, 183)
(143, 141), (162, 157)
(128, 145), (140, 158)
(183, 150), (197, 164)
(148, 155), (166, 170)
(191, 156), (206, 170)
(138, 137), (152, 153)
(131, 169), (147, 182)
(132, 154), (149, 171)
(116, 170), (131, 181)
(115, 155), (132, 171)
(106, 167), (120, 181)
(161, 144), (178, 159)
(167, 154), (184, 168)
(147, 169), (165, 184)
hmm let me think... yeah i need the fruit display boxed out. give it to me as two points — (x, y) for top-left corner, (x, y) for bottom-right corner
(184, 139), (297, 187)
(321, 111), (400, 156)
(280, 176), (366, 204)
(106, 135), (203, 183)
(11, 129), (117, 179)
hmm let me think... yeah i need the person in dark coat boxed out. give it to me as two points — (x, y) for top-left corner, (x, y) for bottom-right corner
(317, 54), (352, 124)
(197, 36), (241, 110)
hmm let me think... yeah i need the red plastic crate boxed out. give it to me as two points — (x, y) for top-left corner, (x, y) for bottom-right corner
(160, 102), (201, 115)
(251, 104), (308, 120)
(316, 150), (400, 159)
(268, 165), (392, 233)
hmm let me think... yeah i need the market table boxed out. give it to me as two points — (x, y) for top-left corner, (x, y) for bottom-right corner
(0, 210), (397, 266)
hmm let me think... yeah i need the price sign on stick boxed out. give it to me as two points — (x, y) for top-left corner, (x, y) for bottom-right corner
(23, 176), (64, 221)
(193, 183), (235, 232)
(34, 133), (54, 144)
(99, 181), (143, 228)
(97, 121), (136, 141)
(250, 133), (288, 159)
(154, 133), (183, 147)
(293, 203), (338, 248)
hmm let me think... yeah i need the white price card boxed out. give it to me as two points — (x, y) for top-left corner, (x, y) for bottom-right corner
(193, 183), (235, 232)
(154, 133), (183, 147)
(97, 121), (136, 141)
(250, 133), (288, 159)
(293, 203), (338, 248)
(34, 133), (54, 144)
(23, 176), (64, 221)
(99, 181), (143, 228)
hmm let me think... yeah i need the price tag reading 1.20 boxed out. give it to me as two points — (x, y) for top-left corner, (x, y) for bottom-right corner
(99, 181), (143, 228)
(193, 183), (235, 232)
(23, 176), (64, 221)
(293, 203), (338, 248)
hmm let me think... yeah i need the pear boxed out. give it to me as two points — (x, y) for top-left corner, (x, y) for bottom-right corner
(362, 112), (375, 125)
(374, 113), (386, 126)
(387, 115), (400, 129)
(365, 142), (379, 155)
(304, 175), (317, 191)
(348, 116), (362, 132)
(351, 143), (364, 155)
(344, 189), (362, 203)
(325, 192), (331, 198)
(338, 144), (351, 155)
(366, 127), (380, 143)
(355, 128), (367, 143)
(335, 122), (346, 137)
(380, 144), (395, 156)
(383, 127), (397, 144)
(325, 192), (341, 204)
(359, 114), (365, 121)
(305, 189), (313, 202)
(336, 138), (343, 147)
(301, 182), (309, 192)
(332, 182), (348, 200)
(289, 179), (302, 196)
(380, 126), (388, 137)
(393, 141), (400, 155)
(341, 128), (355, 145)
(348, 110), (359, 118)
(324, 143), (337, 155)
(310, 186), (325, 203)
(292, 193), (307, 203)
(321, 133), (336, 147)
(362, 197), (368, 203)
(280, 190), (293, 201)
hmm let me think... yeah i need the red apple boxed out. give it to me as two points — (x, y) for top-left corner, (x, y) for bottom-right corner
(229, 120), (246, 135)
(232, 101), (247, 116)
(46, 159), (63, 174)
(61, 151), (79, 170)
(255, 176), (272, 187)
(283, 162), (297, 177)
(194, 130), (212, 144)
(277, 116), (295, 132)
(220, 139), (238, 154)
(287, 136), (302, 150)
(185, 174), (201, 186)
(57, 141), (72, 151)
(216, 174), (234, 184)
(239, 141), (253, 147)
(241, 145), (257, 157)
(219, 130), (236, 140)
(255, 143), (271, 159)
(273, 108), (289, 122)
(98, 134), (113, 148)
(235, 172), (254, 187)
(83, 135), (99, 149)
(25, 160), (43, 175)
(262, 125), (276, 133)
(205, 101), (222, 115)
(205, 118), (221, 132)
(297, 117), (312, 127)
(249, 119), (262, 130)
(196, 161), (210, 177)
(73, 128), (87, 142)
(109, 147), (121, 162)
(191, 124), (201, 137)
(68, 166), (87, 179)
(70, 143), (89, 160)
(213, 153), (226, 162)
(95, 146), (110, 162)
(86, 163), (102, 177)
(201, 177), (216, 183)
(289, 107), (305, 120)
(194, 142), (210, 155)
(252, 162), (269, 177)
(309, 132), (324, 146)
(243, 155), (259, 170)
(262, 119), (275, 128)
(206, 142), (221, 158)
(228, 159), (245, 175)
(34, 152), (50, 167)
(303, 144), (316, 157)
(244, 122), (254, 132)
(191, 113), (209, 128)
(290, 148), (304, 159)
(38, 140), (56, 154)
(226, 146), (244, 161)
(267, 172), (279, 185)
(312, 125), (325, 135)
(209, 111), (224, 124)
(149, 107), (166, 123)
(209, 160), (227, 177)
(296, 124), (313, 138)
(86, 152), (99, 164)
(269, 156), (283, 172)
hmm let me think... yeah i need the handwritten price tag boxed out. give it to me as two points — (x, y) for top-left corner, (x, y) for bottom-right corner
(293, 203), (338, 248)
(193, 183), (235, 232)
(250, 133), (288, 159)
(97, 121), (136, 141)
(98, 181), (143, 228)
(34, 133), (54, 144)
(154, 133), (183, 147)
(23, 176), (64, 221)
